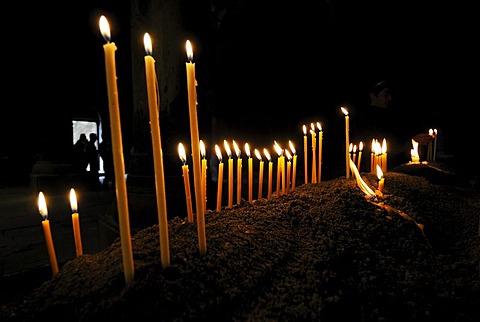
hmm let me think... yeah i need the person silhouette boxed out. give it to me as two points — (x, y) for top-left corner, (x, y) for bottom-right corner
(85, 133), (100, 190)
(73, 133), (88, 171)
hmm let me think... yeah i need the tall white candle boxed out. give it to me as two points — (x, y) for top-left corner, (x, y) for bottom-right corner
(341, 107), (350, 179)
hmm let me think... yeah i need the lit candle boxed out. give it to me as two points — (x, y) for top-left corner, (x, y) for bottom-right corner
(303, 125), (308, 184)
(264, 148), (273, 199)
(310, 124), (317, 184)
(350, 159), (376, 198)
(349, 143), (353, 176)
(233, 140), (242, 205)
(427, 129), (433, 161)
(200, 140), (207, 212)
(433, 129), (438, 161)
(376, 164), (385, 194)
(381, 138), (387, 173)
(357, 141), (363, 172)
(289, 140), (297, 190)
(144, 33), (170, 268)
(370, 138), (375, 174)
(316, 122), (322, 183)
(285, 149), (292, 194)
(352, 144), (357, 174)
(185, 40), (206, 255)
(215, 144), (224, 212)
(178, 143), (194, 222)
(255, 149), (264, 200)
(69, 188), (83, 257)
(341, 107), (350, 179)
(224, 140), (234, 208)
(38, 192), (59, 275)
(274, 142), (283, 196)
(245, 143), (253, 204)
(411, 139), (420, 163)
(99, 15), (134, 284)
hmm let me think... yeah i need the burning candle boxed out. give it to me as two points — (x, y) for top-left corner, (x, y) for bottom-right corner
(264, 148), (273, 199)
(255, 149), (264, 200)
(350, 159), (376, 198)
(310, 123), (317, 184)
(274, 142), (283, 196)
(69, 188), (83, 257)
(285, 149), (292, 194)
(303, 125), (308, 184)
(289, 140), (297, 190)
(352, 143), (357, 174)
(99, 15), (134, 284)
(224, 140), (234, 208)
(144, 33), (170, 268)
(178, 143), (194, 222)
(411, 139), (420, 163)
(215, 144), (224, 212)
(341, 107), (350, 179)
(357, 141), (363, 172)
(316, 122), (323, 183)
(433, 129), (438, 161)
(370, 138), (376, 174)
(185, 40), (206, 255)
(427, 129), (433, 161)
(381, 138), (387, 173)
(245, 143), (253, 204)
(233, 140), (242, 205)
(38, 192), (59, 275)
(200, 140), (207, 212)
(376, 164), (385, 194)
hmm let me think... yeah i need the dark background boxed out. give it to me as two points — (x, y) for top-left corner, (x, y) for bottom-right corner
(1, 0), (476, 186)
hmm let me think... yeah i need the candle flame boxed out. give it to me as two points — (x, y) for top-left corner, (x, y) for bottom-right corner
(186, 40), (193, 62)
(288, 140), (296, 155)
(69, 188), (78, 213)
(200, 140), (206, 159)
(382, 138), (387, 153)
(376, 164), (384, 180)
(224, 140), (232, 158)
(303, 124), (307, 135)
(349, 143), (353, 153)
(263, 148), (272, 162)
(245, 143), (251, 158)
(178, 142), (187, 164)
(143, 32), (153, 56)
(273, 141), (283, 156)
(310, 122), (315, 131)
(353, 144), (357, 153)
(285, 149), (292, 161)
(349, 159), (376, 198)
(359, 141), (364, 151)
(254, 148), (262, 161)
(429, 128), (433, 136)
(233, 140), (241, 158)
(215, 144), (222, 162)
(411, 139), (419, 160)
(38, 192), (48, 220)
(341, 106), (349, 116)
(316, 122), (322, 132)
(99, 15), (111, 42)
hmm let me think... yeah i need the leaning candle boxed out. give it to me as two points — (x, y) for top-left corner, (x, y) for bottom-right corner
(303, 125), (308, 184)
(144, 33), (170, 268)
(310, 124), (317, 183)
(341, 107), (350, 179)
(69, 188), (83, 257)
(289, 140), (297, 190)
(233, 140), (242, 205)
(285, 149), (292, 194)
(264, 148), (273, 199)
(200, 140), (207, 212)
(38, 192), (59, 275)
(224, 140), (234, 208)
(99, 15), (134, 283)
(316, 122), (323, 183)
(255, 149), (264, 200)
(185, 40), (206, 255)
(245, 143), (253, 204)
(215, 144), (224, 212)
(178, 143), (194, 222)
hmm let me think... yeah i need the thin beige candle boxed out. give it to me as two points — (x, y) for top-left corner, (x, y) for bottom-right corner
(357, 141), (363, 172)
(185, 40), (206, 255)
(289, 140), (297, 190)
(255, 149), (264, 200)
(427, 129), (433, 161)
(144, 33), (170, 268)
(178, 143), (194, 222)
(274, 142), (282, 196)
(303, 125), (308, 184)
(233, 140), (242, 205)
(285, 149), (292, 194)
(370, 139), (375, 174)
(245, 143), (253, 204)
(316, 122), (322, 183)
(38, 192), (59, 275)
(215, 144), (224, 212)
(69, 188), (83, 257)
(376, 164), (385, 194)
(341, 107), (350, 179)
(352, 144), (357, 173)
(224, 140), (234, 208)
(310, 124), (317, 183)
(381, 138), (387, 173)
(433, 129), (438, 161)
(200, 140), (207, 212)
(99, 16), (134, 284)
(264, 148), (273, 199)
